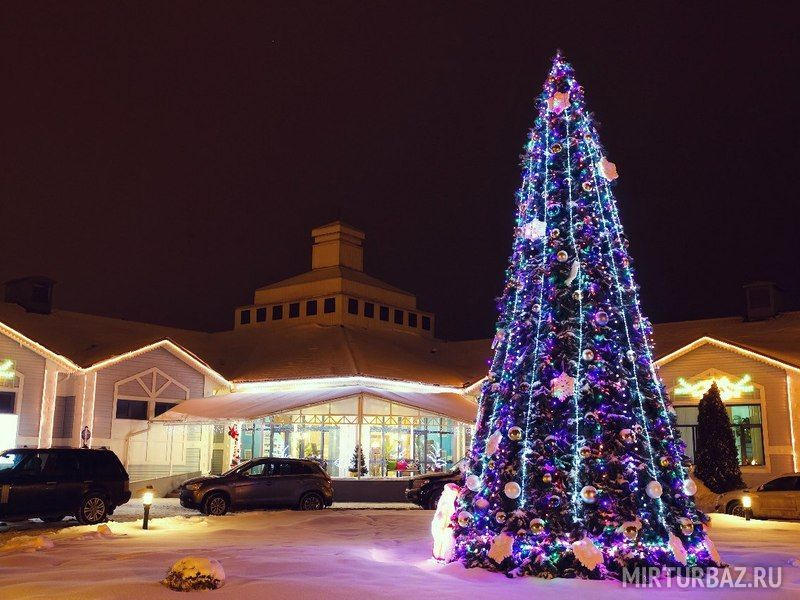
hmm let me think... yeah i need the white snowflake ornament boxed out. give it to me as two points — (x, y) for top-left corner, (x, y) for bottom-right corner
(597, 156), (618, 181)
(485, 430), (503, 455)
(520, 218), (546, 241)
(547, 91), (570, 115)
(551, 371), (575, 400)
(669, 532), (688, 566)
(571, 537), (604, 571)
(487, 531), (515, 565)
(565, 260), (579, 286)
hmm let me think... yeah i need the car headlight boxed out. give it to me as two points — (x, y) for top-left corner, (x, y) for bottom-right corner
(185, 483), (202, 491)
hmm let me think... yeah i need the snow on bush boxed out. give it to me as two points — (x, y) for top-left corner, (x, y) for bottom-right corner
(161, 556), (225, 591)
(76, 523), (125, 541)
(0, 534), (54, 554)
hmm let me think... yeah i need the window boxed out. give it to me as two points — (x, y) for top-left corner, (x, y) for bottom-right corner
(240, 310), (251, 325)
(306, 300), (318, 316)
(364, 302), (375, 318)
(760, 476), (798, 492)
(42, 452), (80, 478)
(379, 306), (389, 321)
(289, 302), (300, 318)
(324, 298), (336, 313)
(0, 451), (26, 473)
(242, 461), (268, 477)
(348, 298), (359, 315)
(675, 403), (764, 466)
(256, 307), (267, 322)
(116, 399), (148, 420)
(422, 316), (431, 331)
(408, 312), (418, 328)
(290, 462), (316, 475)
(154, 401), (179, 417)
(394, 309), (404, 325)
(272, 305), (283, 320)
(0, 392), (15, 414)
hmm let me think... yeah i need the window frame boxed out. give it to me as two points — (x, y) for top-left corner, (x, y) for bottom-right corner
(306, 300), (318, 316)
(347, 298), (359, 315)
(240, 309), (251, 325)
(272, 305), (284, 321)
(115, 398), (149, 421)
(364, 302), (375, 318)
(393, 309), (404, 325)
(289, 302), (300, 318)
(256, 307), (267, 322)
(323, 297), (336, 314)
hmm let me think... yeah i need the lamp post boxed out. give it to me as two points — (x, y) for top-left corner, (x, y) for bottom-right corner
(142, 487), (154, 530)
(742, 495), (752, 521)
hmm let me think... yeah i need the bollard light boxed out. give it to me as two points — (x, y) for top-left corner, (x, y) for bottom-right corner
(742, 495), (752, 521)
(142, 487), (154, 530)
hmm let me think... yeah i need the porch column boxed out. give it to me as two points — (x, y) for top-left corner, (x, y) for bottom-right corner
(78, 371), (97, 448)
(37, 360), (60, 448)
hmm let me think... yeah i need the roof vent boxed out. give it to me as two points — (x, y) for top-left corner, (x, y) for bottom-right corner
(743, 281), (780, 321)
(3, 276), (55, 314)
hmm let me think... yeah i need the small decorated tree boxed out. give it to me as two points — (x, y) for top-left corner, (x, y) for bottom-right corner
(694, 383), (746, 494)
(349, 444), (367, 476)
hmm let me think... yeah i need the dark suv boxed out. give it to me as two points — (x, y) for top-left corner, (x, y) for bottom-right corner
(0, 448), (131, 524)
(179, 457), (334, 515)
(405, 460), (466, 509)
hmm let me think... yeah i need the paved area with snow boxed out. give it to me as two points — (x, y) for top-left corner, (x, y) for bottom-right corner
(0, 509), (798, 599)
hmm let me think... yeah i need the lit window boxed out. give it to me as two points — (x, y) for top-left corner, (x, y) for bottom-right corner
(306, 300), (318, 316)
(422, 316), (431, 330)
(289, 303), (300, 318)
(364, 302), (375, 318)
(240, 310), (251, 325)
(324, 298), (336, 313)
(408, 313), (418, 328)
(272, 305), (283, 320)
(379, 306), (389, 321)
(348, 299), (359, 315)
(675, 403), (765, 466)
(256, 307), (267, 322)
(394, 309), (404, 325)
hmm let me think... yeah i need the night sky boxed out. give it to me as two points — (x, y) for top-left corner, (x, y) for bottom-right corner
(2, 4), (798, 340)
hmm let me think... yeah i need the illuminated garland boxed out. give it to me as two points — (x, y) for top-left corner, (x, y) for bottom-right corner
(445, 52), (720, 579)
(0, 359), (14, 381)
(674, 374), (754, 401)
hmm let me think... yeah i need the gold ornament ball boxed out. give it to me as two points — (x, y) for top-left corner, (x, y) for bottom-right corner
(551, 143), (563, 154)
(530, 518), (546, 534)
(457, 511), (473, 527)
(542, 472), (552, 484)
(508, 426), (523, 441)
(579, 446), (592, 459)
(582, 181), (593, 192)
(582, 349), (595, 361)
(679, 517), (694, 536)
(580, 485), (598, 504)
(619, 428), (635, 444)
(556, 250), (569, 262)
(487, 460), (496, 470)
(623, 525), (639, 541)
(660, 455), (671, 468)
(495, 511), (507, 524)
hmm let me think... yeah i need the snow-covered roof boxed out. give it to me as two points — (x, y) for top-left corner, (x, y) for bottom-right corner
(152, 384), (478, 423)
(0, 303), (491, 386)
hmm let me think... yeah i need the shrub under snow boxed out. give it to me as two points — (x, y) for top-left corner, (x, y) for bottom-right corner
(161, 556), (225, 591)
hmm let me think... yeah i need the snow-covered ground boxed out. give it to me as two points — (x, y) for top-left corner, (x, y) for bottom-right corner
(0, 509), (798, 599)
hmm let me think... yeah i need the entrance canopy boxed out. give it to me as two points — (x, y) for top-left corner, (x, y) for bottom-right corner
(152, 384), (477, 424)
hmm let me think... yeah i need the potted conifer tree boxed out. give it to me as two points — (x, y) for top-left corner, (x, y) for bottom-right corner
(348, 444), (367, 477)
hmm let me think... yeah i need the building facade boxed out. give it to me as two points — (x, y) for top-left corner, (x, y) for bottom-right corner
(1, 235), (798, 491)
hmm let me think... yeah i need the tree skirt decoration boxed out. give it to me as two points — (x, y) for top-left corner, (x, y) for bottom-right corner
(435, 52), (720, 579)
(161, 557), (225, 591)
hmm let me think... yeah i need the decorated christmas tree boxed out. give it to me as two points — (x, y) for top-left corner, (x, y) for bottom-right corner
(694, 383), (746, 494)
(441, 53), (721, 579)
(349, 443), (367, 476)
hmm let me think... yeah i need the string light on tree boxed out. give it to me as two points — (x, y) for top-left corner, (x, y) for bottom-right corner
(435, 51), (719, 579)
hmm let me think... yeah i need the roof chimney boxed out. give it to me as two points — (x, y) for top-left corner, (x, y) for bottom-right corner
(743, 281), (781, 321)
(311, 222), (365, 271)
(4, 276), (55, 314)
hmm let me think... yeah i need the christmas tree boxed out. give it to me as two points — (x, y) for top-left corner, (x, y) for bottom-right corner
(444, 53), (721, 578)
(349, 443), (367, 476)
(694, 383), (746, 494)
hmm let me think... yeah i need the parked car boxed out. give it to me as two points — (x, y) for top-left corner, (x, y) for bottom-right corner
(719, 473), (800, 519)
(405, 459), (466, 509)
(0, 447), (131, 525)
(179, 457), (334, 515)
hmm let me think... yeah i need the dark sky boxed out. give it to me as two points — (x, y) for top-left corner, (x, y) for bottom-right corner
(2, 4), (798, 340)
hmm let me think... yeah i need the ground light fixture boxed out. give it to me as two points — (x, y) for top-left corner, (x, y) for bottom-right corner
(742, 495), (752, 521)
(142, 487), (154, 530)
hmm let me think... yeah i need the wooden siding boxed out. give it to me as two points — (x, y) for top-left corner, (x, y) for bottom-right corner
(93, 347), (205, 439)
(0, 330), (46, 438)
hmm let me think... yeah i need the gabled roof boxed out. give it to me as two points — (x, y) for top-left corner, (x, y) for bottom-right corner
(652, 311), (800, 370)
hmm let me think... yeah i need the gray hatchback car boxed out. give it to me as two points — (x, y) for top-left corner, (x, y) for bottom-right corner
(179, 457), (334, 515)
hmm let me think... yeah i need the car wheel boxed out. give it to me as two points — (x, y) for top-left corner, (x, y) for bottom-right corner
(77, 494), (108, 525)
(41, 516), (65, 523)
(299, 492), (324, 511)
(426, 489), (443, 510)
(203, 492), (229, 516)
(727, 500), (745, 518)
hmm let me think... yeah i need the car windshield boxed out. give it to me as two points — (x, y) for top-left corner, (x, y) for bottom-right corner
(0, 451), (27, 473)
